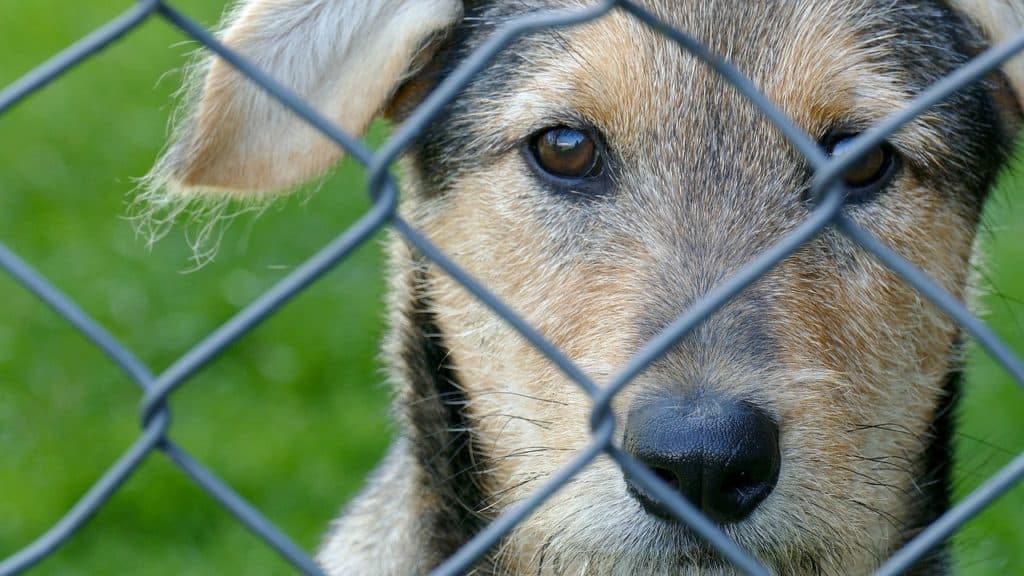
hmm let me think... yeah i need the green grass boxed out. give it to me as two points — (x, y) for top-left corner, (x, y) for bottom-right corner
(1, 3), (389, 574)
(0, 2), (1022, 574)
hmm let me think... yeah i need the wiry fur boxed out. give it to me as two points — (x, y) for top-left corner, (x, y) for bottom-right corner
(147, 1), (1024, 574)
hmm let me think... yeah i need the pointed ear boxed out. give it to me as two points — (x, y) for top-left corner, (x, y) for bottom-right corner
(949, 1), (1024, 124)
(153, 0), (463, 197)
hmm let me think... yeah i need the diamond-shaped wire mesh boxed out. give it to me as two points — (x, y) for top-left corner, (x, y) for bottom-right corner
(2, 1), (1024, 575)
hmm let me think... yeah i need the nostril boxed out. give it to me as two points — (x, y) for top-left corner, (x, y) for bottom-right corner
(719, 467), (776, 510)
(722, 470), (753, 494)
(722, 467), (772, 495)
(652, 467), (680, 492)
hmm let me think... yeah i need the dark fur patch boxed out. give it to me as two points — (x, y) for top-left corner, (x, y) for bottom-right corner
(896, 1), (1015, 206)
(900, 367), (960, 574)
(398, 264), (496, 569)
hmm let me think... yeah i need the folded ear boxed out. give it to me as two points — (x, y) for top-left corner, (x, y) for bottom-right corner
(949, 1), (1024, 122)
(154, 0), (463, 197)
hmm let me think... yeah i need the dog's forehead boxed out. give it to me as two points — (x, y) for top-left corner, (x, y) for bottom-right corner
(463, 0), (969, 158)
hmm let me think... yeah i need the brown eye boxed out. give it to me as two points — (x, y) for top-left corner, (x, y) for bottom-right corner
(530, 127), (601, 179)
(826, 134), (898, 197)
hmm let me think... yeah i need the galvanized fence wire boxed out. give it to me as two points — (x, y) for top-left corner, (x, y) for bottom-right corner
(2, 0), (1024, 574)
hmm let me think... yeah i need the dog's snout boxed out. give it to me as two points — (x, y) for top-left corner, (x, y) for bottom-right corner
(622, 396), (780, 524)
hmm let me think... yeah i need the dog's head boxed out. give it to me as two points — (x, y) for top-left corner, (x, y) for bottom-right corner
(151, 0), (1024, 573)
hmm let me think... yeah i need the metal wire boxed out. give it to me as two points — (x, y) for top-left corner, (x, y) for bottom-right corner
(2, 1), (1023, 575)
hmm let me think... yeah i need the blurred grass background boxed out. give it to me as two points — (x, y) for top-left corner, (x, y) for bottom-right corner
(0, 2), (1022, 574)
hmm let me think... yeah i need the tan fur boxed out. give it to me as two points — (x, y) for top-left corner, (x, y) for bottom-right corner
(148, 1), (1024, 574)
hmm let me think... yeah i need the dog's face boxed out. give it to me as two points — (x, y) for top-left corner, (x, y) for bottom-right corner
(151, 0), (1024, 573)
(403, 1), (1017, 572)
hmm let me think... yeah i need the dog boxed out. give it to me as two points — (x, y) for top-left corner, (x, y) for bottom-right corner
(146, 0), (1024, 574)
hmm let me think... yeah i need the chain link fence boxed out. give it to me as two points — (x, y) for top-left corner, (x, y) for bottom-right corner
(2, 1), (1024, 574)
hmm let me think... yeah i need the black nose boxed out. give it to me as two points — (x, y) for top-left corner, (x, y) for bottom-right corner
(622, 395), (780, 524)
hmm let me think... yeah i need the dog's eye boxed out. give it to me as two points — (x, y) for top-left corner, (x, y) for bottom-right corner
(529, 127), (602, 179)
(825, 134), (898, 200)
